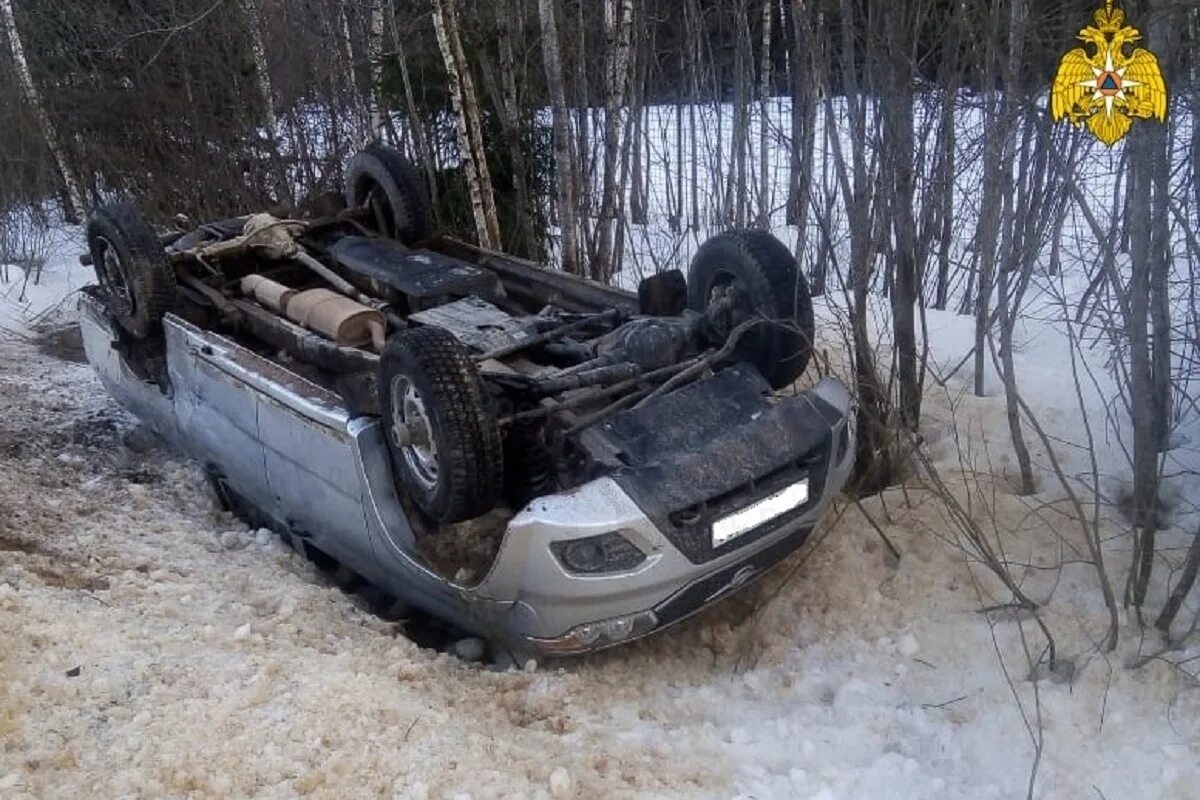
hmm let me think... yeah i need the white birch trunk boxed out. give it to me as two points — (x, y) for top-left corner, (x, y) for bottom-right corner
(537, 0), (583, 274)
(431, 0), (501, 249)
(367, 0), (386, 140)
(1, 0), (84, 218)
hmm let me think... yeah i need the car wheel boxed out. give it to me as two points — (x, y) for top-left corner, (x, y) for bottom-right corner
(344, 145), (432, 246)
(86, 203), (177, 339)
(687, 229), (815, 388)
(379, 327), (502, 523)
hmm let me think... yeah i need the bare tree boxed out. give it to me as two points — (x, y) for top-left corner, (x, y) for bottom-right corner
(537, 0), (584, 274)
(476, 0), (537, 256)
(0, 0), (84, 219)
(431, 0), (501, 249)
(594, 0), (636, 283)
(755, 0), (773, 229)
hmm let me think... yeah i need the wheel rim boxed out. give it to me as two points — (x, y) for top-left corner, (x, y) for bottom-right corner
(390, 375), (439, 490)
(96, 236), (134, 317)
(705, 271), (752, 339)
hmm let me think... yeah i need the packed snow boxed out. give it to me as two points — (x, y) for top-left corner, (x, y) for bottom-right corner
(1, 237), (1197, 799)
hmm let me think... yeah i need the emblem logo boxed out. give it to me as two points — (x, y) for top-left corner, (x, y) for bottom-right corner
(1050, 1), (1167, 146)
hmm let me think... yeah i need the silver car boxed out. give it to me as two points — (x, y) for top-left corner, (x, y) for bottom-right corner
(79, 146), (854, 658)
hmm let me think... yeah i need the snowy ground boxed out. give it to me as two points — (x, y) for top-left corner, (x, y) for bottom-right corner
(1, 246), (1198, 799)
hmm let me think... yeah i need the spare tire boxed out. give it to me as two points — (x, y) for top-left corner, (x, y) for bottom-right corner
(345, 145), (432, 246)
(687, 230), (814, 388)
(380, 326), (502, 523)
(86, 203), (176, 339)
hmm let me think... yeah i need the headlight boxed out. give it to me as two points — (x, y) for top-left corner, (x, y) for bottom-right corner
(550, 531), (647, 574)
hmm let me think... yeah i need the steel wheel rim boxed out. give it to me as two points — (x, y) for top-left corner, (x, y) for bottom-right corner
(706, 270), (749, 339)
(96, 236), (134, 317)
(391, 375), (438, 490)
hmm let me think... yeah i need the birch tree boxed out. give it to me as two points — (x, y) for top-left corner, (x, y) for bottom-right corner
(1, 0), (84, 219)
(367, 0), (386, 140)
(431, 0), (501, 249)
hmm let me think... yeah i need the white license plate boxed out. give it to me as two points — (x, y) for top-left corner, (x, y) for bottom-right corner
(711, 480), (809, 547)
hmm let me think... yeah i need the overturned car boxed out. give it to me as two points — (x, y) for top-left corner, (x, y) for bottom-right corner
(79, 145), (854, 657)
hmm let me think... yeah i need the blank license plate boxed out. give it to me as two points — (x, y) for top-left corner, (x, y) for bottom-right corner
(711, 480), (809, 547)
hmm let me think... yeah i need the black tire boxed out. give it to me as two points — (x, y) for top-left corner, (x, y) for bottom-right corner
(687, 230), (815, 388)
(86, 203), (176, 339)
(345, 145), (432, 246)
(380, 327), (502, 523)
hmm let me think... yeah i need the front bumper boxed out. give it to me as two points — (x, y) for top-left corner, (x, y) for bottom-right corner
(476, 376), (856, 655)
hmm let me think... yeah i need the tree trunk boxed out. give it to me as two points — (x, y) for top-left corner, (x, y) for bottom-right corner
(1155, 528), (1200, 634)
(431, 0), (501, 249)
(994, 0), (1035, 495)
(629, 9), (650, 229)
(241, 0), (292, 205)
(786, 0), (817, 246)
(686, 0), (701, 228)
(366, 0), (386, 140)
(390, 18), (439, 211)
(1, 0), (85, 220)
(973, 2), (1004, 397)
(338, 1), (370, 143)
(1126, 0), (1173, 608)
(594, 0), (635, 282)
(880, 7), (920, 429)
(538, 0), (583, 274)
(728, 2), (751, 229)
(755, 0), (773, 229)
(828, 0), (890, 491)
(492, 1), (537, 257)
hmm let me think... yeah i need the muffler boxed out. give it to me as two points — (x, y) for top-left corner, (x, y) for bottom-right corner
(241, 275), (385, 351)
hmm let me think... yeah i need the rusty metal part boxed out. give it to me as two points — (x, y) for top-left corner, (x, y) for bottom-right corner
(240, 274), (296, 312)
(292, 250), (381, 308)
(284, 288), (386, 351)
(238, 273), (386, 352)
(228, 299), (378, 374)
(178, 274), (241, 322)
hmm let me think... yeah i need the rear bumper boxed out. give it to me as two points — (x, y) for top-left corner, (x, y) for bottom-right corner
(479, 377), (855, 655)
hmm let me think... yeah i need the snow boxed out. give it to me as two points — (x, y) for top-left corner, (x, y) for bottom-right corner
(1, 282), (1197, 798)
(0, 219), (85, 338)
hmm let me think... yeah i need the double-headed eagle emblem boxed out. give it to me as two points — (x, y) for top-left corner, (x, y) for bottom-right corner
(1051, 1), (1167, 146)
